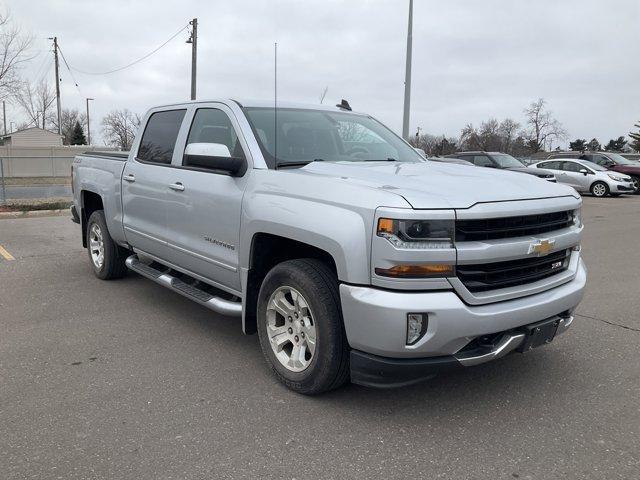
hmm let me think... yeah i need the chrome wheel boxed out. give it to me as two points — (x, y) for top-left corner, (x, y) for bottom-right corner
(265, 286), (316, 372)
(89, 223), (105, 269)
(592, 183), (607, 197)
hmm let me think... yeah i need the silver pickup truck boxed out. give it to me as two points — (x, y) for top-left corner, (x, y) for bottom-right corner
(71, 99), (586, 394)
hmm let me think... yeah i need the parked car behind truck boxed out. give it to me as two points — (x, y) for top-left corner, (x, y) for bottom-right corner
(530, 158), (635, 197)
(71, 99), (586, 394)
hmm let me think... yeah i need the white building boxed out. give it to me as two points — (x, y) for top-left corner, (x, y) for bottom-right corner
(1, 127), (64, 147)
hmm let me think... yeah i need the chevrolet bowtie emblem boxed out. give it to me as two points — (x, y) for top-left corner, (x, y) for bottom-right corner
(528, 238), (555, 256)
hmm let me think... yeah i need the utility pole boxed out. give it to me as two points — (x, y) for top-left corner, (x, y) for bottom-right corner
(49, 37), (62, 134)
(86, 98), (94, 145)
(187, 18), (198, 100)
(402, 0), (413, 140)
(2, 101), (6, 134)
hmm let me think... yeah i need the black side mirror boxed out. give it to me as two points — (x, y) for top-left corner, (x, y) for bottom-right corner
(579, 169), (589, 175)
(184, 154), (246, 176)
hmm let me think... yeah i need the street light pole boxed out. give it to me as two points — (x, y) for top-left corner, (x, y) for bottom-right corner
(86, 98), (94, 145)
(187, 18), (198, 100)
(402, 0), (413, 140)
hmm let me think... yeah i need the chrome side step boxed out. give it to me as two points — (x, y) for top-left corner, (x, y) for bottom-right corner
(125, 255), (242, 317)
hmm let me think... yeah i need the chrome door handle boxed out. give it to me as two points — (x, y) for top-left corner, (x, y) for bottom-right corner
(123, 174), (136, 182)
(169, 182), (185, 191)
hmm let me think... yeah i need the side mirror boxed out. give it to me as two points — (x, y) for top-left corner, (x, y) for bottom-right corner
(183, 143), (246, 176)
(413, 147), (426, 158)
(579, 168), (589, 175)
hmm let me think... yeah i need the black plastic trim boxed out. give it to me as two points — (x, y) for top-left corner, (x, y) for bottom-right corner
(350, 350), (462, 388)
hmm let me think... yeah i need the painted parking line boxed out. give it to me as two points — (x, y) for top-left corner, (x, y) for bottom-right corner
(0, 244), (15, 261)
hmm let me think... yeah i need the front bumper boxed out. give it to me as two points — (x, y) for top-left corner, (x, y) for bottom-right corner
(612, 181), (635, 192)
(351, 313), (573, 388)
(341, 258), (586, 384)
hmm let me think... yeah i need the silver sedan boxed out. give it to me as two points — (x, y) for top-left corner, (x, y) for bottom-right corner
(529, 158), (635, 197)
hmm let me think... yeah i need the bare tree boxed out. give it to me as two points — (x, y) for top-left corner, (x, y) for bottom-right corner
(478, 118), (501, 151)
(498, 118), (520, 152)
(459, 124), (481, 150)
(523, 98), (567, 152)
(319, 86), (328, 104)
(0, 10), (33, 99)
(12, 79), (55, 129)
(101, 109), (141, 150)
(48, 108), (87, 145)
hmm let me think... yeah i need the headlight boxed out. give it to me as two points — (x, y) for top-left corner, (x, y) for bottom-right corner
(572, 208), (582, 228)
(377, 218), (454, 249)
(607, 173), (626, 182)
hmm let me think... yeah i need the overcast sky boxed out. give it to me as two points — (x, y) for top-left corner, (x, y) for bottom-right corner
(7, 0), (640, 146)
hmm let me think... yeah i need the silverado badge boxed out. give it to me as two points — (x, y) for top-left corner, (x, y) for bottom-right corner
(528, 238), (555, 256)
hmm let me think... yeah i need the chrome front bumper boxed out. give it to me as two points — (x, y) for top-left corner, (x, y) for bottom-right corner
(340, 257), (586, 360)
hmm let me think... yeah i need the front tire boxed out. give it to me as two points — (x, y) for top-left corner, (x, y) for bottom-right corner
(590, 181), (609, 197)
(86, 210), (128, 280)
(631, 176), (640, 194)
(257, 259), (349, 395)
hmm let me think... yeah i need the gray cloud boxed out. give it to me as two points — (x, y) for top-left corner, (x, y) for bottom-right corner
(7, 0), (640, 145)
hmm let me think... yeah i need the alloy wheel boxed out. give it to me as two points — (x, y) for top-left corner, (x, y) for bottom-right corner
(265, 286), (317, 372)
(89, 223), (105, 269)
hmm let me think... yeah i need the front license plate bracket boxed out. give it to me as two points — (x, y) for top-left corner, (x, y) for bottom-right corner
(516, 317), (560, 353)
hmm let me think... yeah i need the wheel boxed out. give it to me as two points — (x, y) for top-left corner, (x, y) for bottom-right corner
(631, 176), (640, 194)
(590, 181), (609, 197)
(86, 210), (128, 280)
(257, 259), (349, 394)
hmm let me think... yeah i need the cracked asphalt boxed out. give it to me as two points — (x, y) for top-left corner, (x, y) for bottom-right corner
(0, 196), (639, 479)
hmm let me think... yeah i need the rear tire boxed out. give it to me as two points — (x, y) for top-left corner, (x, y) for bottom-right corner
(86, 210), (128, 280)
(257, 258), (349, 395)
(590, 181), (609, 197)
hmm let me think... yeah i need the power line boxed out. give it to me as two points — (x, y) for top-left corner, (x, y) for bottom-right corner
(57, 45), (83, 95)
(67, 23), (189, 75)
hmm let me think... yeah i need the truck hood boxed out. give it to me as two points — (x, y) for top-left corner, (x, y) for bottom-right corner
(296, 161), (576, 209)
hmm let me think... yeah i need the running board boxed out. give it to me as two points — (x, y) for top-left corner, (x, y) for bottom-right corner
(125, 255), (242, 317)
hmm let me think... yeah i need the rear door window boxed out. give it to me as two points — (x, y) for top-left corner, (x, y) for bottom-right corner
(472, 155), (494, 167)
(538, 161), (561, 170)
(137, 109), (187, 164)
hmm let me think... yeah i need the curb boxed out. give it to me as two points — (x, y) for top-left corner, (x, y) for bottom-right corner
(0, 209), (70, 219)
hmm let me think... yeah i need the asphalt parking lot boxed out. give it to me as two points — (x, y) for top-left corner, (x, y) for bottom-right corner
(1, 196), (639, 480)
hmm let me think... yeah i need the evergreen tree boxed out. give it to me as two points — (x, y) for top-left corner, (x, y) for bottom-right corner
(586, 138), (601, 151)
(604, 136), (627, 152)
(569, 139), (587, 151)
(630, 122), (640, 152)
(70, 121), (87, 145)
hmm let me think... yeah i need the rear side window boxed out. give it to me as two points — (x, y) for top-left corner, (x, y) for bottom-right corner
(186, 108), (245, 159)
(138, 109), (187, 164)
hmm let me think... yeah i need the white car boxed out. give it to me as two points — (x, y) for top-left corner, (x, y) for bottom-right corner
(529, 158), (635, 197)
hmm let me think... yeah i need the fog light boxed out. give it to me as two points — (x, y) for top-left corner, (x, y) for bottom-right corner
(407, 313), (428, 345)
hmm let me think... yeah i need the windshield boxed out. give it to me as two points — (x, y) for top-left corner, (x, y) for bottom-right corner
(606, 153), (636, 165)
(492, 153), (525, 168)
(242, 107), (424, 168)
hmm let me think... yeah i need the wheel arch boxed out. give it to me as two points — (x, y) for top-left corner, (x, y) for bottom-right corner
(80, 190), (104, 247)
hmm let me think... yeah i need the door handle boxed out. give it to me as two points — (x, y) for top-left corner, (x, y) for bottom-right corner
(169, 182), (185, 191)
(123, 174), (135, 182)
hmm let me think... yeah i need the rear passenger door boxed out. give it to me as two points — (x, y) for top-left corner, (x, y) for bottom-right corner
(122, 109), (186, 259)
(163, 103), (249, 293)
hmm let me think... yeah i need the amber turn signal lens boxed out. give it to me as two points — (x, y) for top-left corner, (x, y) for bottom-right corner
(375, 264), (454, 278)
(377, 218), (395, 234)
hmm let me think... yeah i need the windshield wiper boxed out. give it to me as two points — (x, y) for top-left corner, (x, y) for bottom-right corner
(363, 158), (397, 162)
(276, 159), (325, 168)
